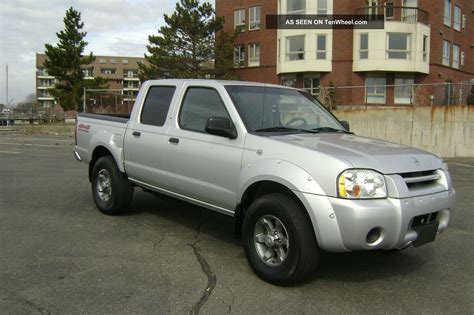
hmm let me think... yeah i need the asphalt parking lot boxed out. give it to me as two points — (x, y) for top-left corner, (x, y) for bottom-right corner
(0, 134), (473, 314)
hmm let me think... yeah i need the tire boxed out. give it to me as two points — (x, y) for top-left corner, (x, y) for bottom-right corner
(91, 156), (133, 215)
(242, 193), (320, 285)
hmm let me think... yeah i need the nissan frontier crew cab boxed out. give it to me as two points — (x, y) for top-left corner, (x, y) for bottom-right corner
(75, 79), (456, 285)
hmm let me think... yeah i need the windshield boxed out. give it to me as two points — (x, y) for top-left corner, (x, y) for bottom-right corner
(225, 85), (346, 134)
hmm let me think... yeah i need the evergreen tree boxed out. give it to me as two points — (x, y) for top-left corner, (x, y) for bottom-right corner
(44, 7), (106, 111)
(140, 0), (237, 80)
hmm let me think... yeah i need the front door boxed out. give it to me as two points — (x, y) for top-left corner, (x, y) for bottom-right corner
(162, 84), (244, 212)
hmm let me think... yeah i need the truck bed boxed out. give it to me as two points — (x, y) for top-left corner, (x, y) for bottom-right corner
(78, 112), (130, 124)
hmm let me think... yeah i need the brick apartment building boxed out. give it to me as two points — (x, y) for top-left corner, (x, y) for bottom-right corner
(216, 0), (474, 105)
(35, 53), (145, 109)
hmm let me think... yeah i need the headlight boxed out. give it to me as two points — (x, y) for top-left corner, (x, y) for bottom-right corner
(338, 169), (387, 199)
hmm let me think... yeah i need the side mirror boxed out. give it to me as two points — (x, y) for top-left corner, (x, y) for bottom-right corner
(340, 120), (350, 131)
(205, 116), (237, 139)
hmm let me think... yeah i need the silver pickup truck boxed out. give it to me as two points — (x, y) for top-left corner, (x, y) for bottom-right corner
(75, 79), (456, 284)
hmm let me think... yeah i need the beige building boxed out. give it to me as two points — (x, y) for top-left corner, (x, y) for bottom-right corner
(35, 53), (146, 108)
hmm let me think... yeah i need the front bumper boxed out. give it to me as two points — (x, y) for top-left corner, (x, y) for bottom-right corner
(298, 189), (456, 252)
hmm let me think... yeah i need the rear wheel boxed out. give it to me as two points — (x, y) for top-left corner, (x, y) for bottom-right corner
(91, 156), (133, 215)
(242, 193), (320, 285)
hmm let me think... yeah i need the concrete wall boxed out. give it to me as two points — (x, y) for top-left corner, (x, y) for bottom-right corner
(334, 106), (474, 157)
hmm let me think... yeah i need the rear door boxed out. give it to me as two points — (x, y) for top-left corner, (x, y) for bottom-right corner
(123, 84), (177, 187)
(162, 83), (245, 212)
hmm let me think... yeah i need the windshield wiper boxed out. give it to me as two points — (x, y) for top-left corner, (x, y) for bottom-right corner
(255, 126), (319, 134)
(311, 127), (353, 134)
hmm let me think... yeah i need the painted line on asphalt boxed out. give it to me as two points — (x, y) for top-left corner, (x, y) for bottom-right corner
(0, 137), (72, 142)
(0, 142), (67, 148)
(0, 150), (21, 154)
(451, 163), (474, 169)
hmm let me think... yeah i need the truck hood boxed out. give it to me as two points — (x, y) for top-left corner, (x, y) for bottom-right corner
(271, 133), (443, 174)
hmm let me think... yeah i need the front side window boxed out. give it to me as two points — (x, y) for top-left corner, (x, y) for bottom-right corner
(316, 35), (327, 60)
(442, 40), (450, 66)
(179, 88), (230, 133)
(360, 33), (369, 59)
(234, 9), (245, 29)
(234, 45), (245, 67)
(249, 6), (261, 30)
(287, 0), (305, 14)
(444, 0), (451, 27)
(225, 85), (343, 133)
(452, 44), (460, 69)
(454, 6), (461, 31)
(248, 43), (260, 67)
(286, 35), (305, 61)
(365, 75), (386, 104)
(317, 0), (328, 15)
(394, 76), (414, 104)
(387, 33), (410, 59)
(141, 86), (176, 127)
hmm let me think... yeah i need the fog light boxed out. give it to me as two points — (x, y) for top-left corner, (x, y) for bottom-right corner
(366, 227), (382, 245)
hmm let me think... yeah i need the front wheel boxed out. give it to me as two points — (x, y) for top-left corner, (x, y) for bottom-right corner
(242, 193), (320, 285)
(91, 156), (133, 215)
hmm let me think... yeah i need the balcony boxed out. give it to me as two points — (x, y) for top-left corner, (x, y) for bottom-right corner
(355, 6), (429, 25)
(353, 6), (430, 74)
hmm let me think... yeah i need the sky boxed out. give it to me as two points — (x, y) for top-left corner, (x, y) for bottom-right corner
(0, 0), (213, 106)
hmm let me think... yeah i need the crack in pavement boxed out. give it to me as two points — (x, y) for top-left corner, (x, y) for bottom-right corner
(0, 293), (51, 315)
(188, 220), (217, 315)
(223, 284), (235, 314)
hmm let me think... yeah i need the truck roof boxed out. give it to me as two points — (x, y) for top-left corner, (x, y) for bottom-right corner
(143, 79), (295, 90)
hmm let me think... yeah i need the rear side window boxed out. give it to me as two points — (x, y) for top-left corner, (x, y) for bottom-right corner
(179, 87), (230, 133)
(140, 86), (176, 126)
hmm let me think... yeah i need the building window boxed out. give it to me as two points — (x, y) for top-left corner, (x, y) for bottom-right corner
(394, 76), (414, 104)
(444, 0), (451, 27)
(317, 0), (328, 15)
(234, 9), (245, 30)
(249, 6), (260, 30)
(287, 0), (305, 14)
(453, 6), (461, 31)
(122, 59), (129, 64)
(286, 35), (305, 61)
(360, 33), (369, 59)
(248, 43), (260, 67)
(365, 75), (386, 104)
(82, 69), (93, 77)
(304, 76), (320, 96)
(442, 40), (450, 66)
(100, 68), (116, 74)
(452, 44), (460, 69)
(460, 52), (465, 66)
(110, 58), (116, 64)
(280, 75), (296, 87)
(423, 35), (428, 62)
(234, 45), (245, 67)
(99, 58), (106, 64)
(387, 33), (410, 59)
(316, 35), (327, 60)
(402, 0), (418, 22)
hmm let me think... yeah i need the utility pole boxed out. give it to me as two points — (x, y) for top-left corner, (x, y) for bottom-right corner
(5, 64), (8, 107)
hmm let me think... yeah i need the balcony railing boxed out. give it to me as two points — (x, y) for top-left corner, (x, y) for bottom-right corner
(356, 6), (428, 25)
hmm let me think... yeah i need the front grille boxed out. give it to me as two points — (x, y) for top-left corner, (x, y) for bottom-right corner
(399, 170), (440, 189)
(410, 212), (439, 229)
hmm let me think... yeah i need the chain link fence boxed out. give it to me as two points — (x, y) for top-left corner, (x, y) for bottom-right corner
(318, 81), (474, 109)
(83, 89), (136, 114)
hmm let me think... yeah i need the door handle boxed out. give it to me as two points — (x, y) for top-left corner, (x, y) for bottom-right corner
(169, 137), (179, 144)
(132, 131), (141, 138)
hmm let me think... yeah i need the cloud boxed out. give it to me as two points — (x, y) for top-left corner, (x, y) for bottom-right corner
(0, 0), (179, 104)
